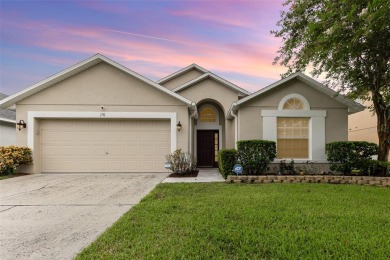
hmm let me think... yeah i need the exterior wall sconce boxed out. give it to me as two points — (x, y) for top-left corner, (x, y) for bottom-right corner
(177, 121), (182, 132)
(16, 120), (27, 131)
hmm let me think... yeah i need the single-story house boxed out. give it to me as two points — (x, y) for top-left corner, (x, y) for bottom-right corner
(0, 54), (364, 173)
(0, 93), (16, 146)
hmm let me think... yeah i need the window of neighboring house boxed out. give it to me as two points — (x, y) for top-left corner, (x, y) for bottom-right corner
(277, 117), (309, 159)
(199, 107), (217, 122)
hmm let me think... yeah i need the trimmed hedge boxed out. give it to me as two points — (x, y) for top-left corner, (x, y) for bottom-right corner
(326, 141), (378, 175)
(0, 146), (33, 175)
(218, 149), (237, 179)
(237, 140), (276, 175)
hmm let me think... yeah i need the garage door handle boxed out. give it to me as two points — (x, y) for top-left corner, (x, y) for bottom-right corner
(105, 152), (109, 154)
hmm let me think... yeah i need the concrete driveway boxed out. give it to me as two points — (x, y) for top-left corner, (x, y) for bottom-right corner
(0, 173), (167, 260)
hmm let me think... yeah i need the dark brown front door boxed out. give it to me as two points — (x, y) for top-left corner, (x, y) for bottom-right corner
(197, 130), (219, 167)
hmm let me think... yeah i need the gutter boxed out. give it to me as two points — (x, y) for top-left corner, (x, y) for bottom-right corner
(189, 102), (198, 156)
(230, 105), (238, 149)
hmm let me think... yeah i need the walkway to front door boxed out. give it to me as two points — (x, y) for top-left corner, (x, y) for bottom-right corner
(162, 168), (225, 183)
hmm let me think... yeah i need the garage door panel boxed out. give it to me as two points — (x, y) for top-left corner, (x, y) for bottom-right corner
(124, 147), (137, 156)
(138, 132), (154, 142)
(90, 146), (106, 156)
(108, 145), (122, 156)
(155, 132), (170, 141)
(108, 132), (122, 142)
(41, 119), (170, 173)
(108, 160), (123, 171)
(72, 147), (89, 156)
(123, 133), (137, 141)
(155, 147), (170, 156)
(138, 161), (155, 171)
(92, 132), (105, 141)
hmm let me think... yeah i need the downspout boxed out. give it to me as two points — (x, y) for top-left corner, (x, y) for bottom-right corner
(230, 104), (238, 149)
(189, 102), (198, 156)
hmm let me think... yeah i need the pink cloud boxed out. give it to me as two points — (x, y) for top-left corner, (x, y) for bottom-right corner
(1, 10), (286, 93)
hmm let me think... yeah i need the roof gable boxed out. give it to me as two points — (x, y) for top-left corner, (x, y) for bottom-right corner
(228, 72), (364, 118)
(157, 64), (208, 84)
(0, 93), (16, 123)
(172, 72), (251, 96)
(0, 54), (194, 109)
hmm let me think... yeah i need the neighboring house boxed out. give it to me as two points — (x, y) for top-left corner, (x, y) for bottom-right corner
(348, 99), (390, 160)
(0, 93), (16, 146)
(0, 54), (364, 174)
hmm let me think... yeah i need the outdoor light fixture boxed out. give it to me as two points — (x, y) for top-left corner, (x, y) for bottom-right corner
(177, 121), (182, 132)
(16, 120), (26, 131)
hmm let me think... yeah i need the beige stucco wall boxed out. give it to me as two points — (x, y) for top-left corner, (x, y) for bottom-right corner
(177, 77), (242, 151)
(177, 78), (241, 114)
(238, 79), (349, 143)
(16, 62), (190, 173)
(160, 68), (204, 90)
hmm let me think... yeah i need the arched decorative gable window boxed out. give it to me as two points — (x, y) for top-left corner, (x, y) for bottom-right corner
(278, 93), (310, 110)
(283, 98), (305, 110)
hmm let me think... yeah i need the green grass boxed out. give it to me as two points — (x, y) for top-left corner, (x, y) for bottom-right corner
(77, 183), (390, 259)
(0, 174), (13, 180)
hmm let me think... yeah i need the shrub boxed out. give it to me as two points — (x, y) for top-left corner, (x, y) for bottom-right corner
(237, 140), (276, 175)
(367, 160), (390, 176)
(165, 149), (195, 175)
(278, 159), (296, 175)
(0, 146), (33, 176)
(326, 141), (378, 175)
(218, 149), (237, 179)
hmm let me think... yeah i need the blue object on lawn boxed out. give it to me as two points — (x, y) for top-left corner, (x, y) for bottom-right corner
(233, 164), (243, 175)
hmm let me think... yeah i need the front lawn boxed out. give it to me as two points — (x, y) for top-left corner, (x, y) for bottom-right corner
(77, 183), (390, 259)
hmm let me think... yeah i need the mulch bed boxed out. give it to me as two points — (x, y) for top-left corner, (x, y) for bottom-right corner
(168, 170), (199, 178)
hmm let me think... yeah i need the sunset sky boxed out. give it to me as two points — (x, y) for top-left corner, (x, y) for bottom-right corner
(0, 0), (290, 95)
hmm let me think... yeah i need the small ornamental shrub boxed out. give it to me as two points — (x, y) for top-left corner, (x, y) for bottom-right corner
(279, 159), (296, 175)
(165, 149), (195, 175)
(237, 140), (276, 175)
(0, 146), (33, 176)
(366, 160), (390, 176)
(326, 141), (378, 175)
(218, 149), (237, 179)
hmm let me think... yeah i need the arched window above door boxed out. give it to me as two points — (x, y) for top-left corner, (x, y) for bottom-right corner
(199, 106), (218, 123)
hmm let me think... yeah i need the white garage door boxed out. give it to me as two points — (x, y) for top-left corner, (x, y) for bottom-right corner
(41, 119), (170, 173)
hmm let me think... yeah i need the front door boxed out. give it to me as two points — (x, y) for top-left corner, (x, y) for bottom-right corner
(197, 130), (219, 167)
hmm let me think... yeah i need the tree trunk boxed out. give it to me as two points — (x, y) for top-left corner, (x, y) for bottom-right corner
(372, 92), (390, 162)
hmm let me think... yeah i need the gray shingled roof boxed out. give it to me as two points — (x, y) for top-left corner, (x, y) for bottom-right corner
(0, 93), (16, 122)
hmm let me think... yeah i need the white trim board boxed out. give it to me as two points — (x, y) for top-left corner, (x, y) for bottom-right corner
(27, 111), (177, 152)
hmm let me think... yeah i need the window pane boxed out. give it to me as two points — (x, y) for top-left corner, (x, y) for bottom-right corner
(283, 98), (305, 110)
(277, 118), (309, 159)
(200, 108), (216, 122)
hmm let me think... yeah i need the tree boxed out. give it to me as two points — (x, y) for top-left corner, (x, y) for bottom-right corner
(272, 0), (390, 161)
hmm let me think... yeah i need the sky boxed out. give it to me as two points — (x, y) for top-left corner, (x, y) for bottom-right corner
(0, 0), (289, 96)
